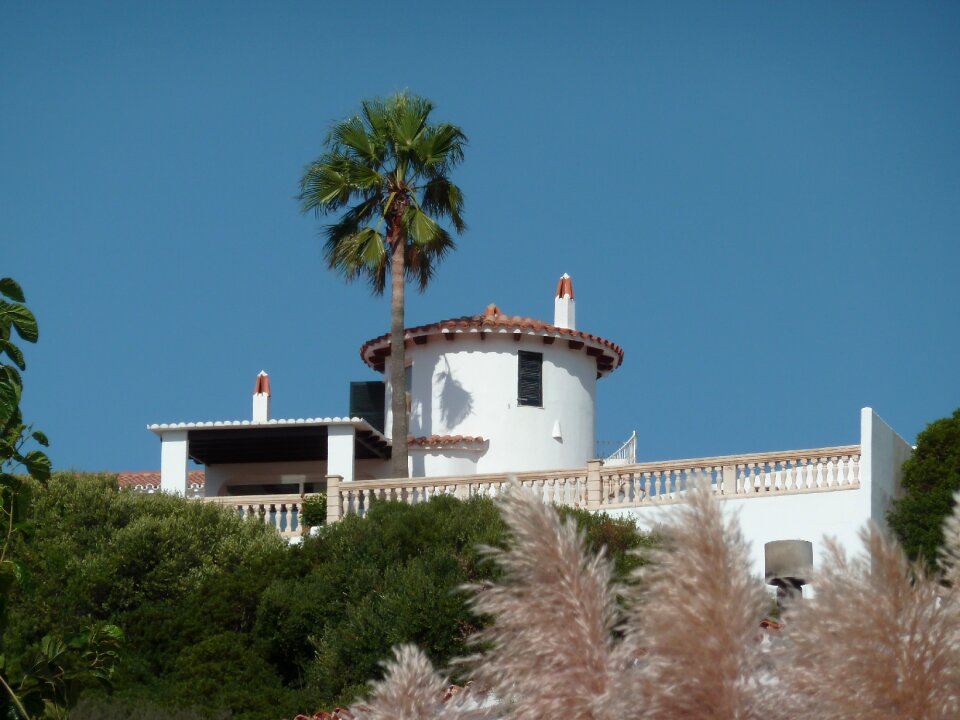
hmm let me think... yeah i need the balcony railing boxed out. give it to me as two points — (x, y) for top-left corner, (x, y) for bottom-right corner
(204, 493), (306, 538)
(202, 445), (861, 530)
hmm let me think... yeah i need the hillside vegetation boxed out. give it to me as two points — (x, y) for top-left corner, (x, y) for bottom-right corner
(5, 473), (655, 719)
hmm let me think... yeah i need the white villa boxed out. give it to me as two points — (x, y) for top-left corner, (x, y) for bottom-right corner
(144, 274), (913, 586)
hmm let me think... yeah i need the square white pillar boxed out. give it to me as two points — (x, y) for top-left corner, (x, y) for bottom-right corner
(328, 425), (355, 484)
(160, 430), (189, 495)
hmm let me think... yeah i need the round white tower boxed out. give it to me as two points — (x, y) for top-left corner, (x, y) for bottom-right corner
(358, 275), (624, 477)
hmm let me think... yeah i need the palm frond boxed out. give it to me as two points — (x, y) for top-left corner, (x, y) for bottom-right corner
(414, 124), (467, 171)
(325, 227), (387, 292)
(360, 97), (391, 143)
(420, 177), (466, 234)
(406, 227), (455, 292)
(331, 116), (385, 166)
(388, 92), (433, 158)
(403, 205), (441, 246)
(299, 149), (384, 214)
(323, 195), (381, 245)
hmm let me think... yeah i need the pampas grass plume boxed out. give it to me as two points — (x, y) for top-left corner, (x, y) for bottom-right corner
(779, 525), (960, 720)
(464, 484), (620, 719)
(353, 645), (449, 720)
(613, 482), (772, 720)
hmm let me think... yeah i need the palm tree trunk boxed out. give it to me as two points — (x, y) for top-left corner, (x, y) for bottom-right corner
(388, 223), (409, 478)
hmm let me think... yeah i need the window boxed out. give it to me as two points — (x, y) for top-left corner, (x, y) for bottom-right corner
(518, 350), (543, 407)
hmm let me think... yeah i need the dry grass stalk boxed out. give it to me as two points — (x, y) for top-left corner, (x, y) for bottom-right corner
(779, 526), (960, 720)
(352, 645), (449, 720)
(463, 485), (620, 719)
(346, 485), (960, 719)
(611, 482), (772, 720)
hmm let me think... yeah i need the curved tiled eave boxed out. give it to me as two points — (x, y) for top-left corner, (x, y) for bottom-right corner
(359, 315), (624, 379)
(407, 435), (487, 451)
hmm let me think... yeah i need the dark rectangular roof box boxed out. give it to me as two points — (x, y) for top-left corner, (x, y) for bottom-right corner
(350, 381), (385, 433)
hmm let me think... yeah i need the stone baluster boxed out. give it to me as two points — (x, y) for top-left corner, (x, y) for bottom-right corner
(721, 465), (735, 495)
(326, 475), (342, 524)
(586, 459), (603, 509)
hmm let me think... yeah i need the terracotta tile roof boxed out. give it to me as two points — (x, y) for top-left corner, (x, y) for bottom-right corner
(359, 304), (624, 376)
(408, 435), (486, 447)
(117, 471), (205, 489)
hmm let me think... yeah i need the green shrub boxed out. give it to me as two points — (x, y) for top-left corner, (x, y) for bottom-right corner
(888, 408), (960, 570)
(299, 494), (327, 528)
(557, 505), (659, 578)
(8, 476), (656, 716)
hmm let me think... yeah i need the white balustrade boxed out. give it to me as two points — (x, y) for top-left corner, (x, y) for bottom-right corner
(597, 446), (860, 510)
(334, 470), (588, 519)
(204, 493), (306, 538)
(202, 446), (861, 531)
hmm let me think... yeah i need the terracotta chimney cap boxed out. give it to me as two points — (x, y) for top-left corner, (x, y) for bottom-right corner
(555, 273), (574, 300)
(482, 303), (502, 318)
(254, 370), (271, 396)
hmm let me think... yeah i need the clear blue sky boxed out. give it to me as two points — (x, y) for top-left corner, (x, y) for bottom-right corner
(2, 1), (958, 472)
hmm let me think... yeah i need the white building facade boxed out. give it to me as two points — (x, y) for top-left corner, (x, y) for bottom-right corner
(144, 273), (914, 582)
(357, 274), (621, 477)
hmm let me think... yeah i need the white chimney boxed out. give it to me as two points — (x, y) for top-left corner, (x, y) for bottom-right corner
(553, 273), (576, 330)
(252, 370), (271, 422)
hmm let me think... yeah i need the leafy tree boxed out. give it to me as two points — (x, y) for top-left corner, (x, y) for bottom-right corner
(0, 277), (50, 585)
(888, 408), (960, 570)
(299, 92), (467, 477)
(0, 279), (125, 720)
(11, 623), (123, 720)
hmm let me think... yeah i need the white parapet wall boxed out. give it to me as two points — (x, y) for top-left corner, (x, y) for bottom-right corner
(606, 408), (912, 580)
(861, 406), (914, 529)
(159, 430), (189, 495)
(210, 407), (913, 584)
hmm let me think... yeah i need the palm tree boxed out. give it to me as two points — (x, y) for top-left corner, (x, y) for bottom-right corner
(299, 92), (467, 478)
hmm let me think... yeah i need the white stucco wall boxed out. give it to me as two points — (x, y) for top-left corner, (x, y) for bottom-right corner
(384, 333), (598, 476)
(159, 431), (189, 494)
(607, 408), (913, 581)
(355, 457), (400, 481)
(609, 488), (870, 581)
(204, 460), (327, 496)
(410, 448), (481, 477)
(861, 407), (913, 530)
